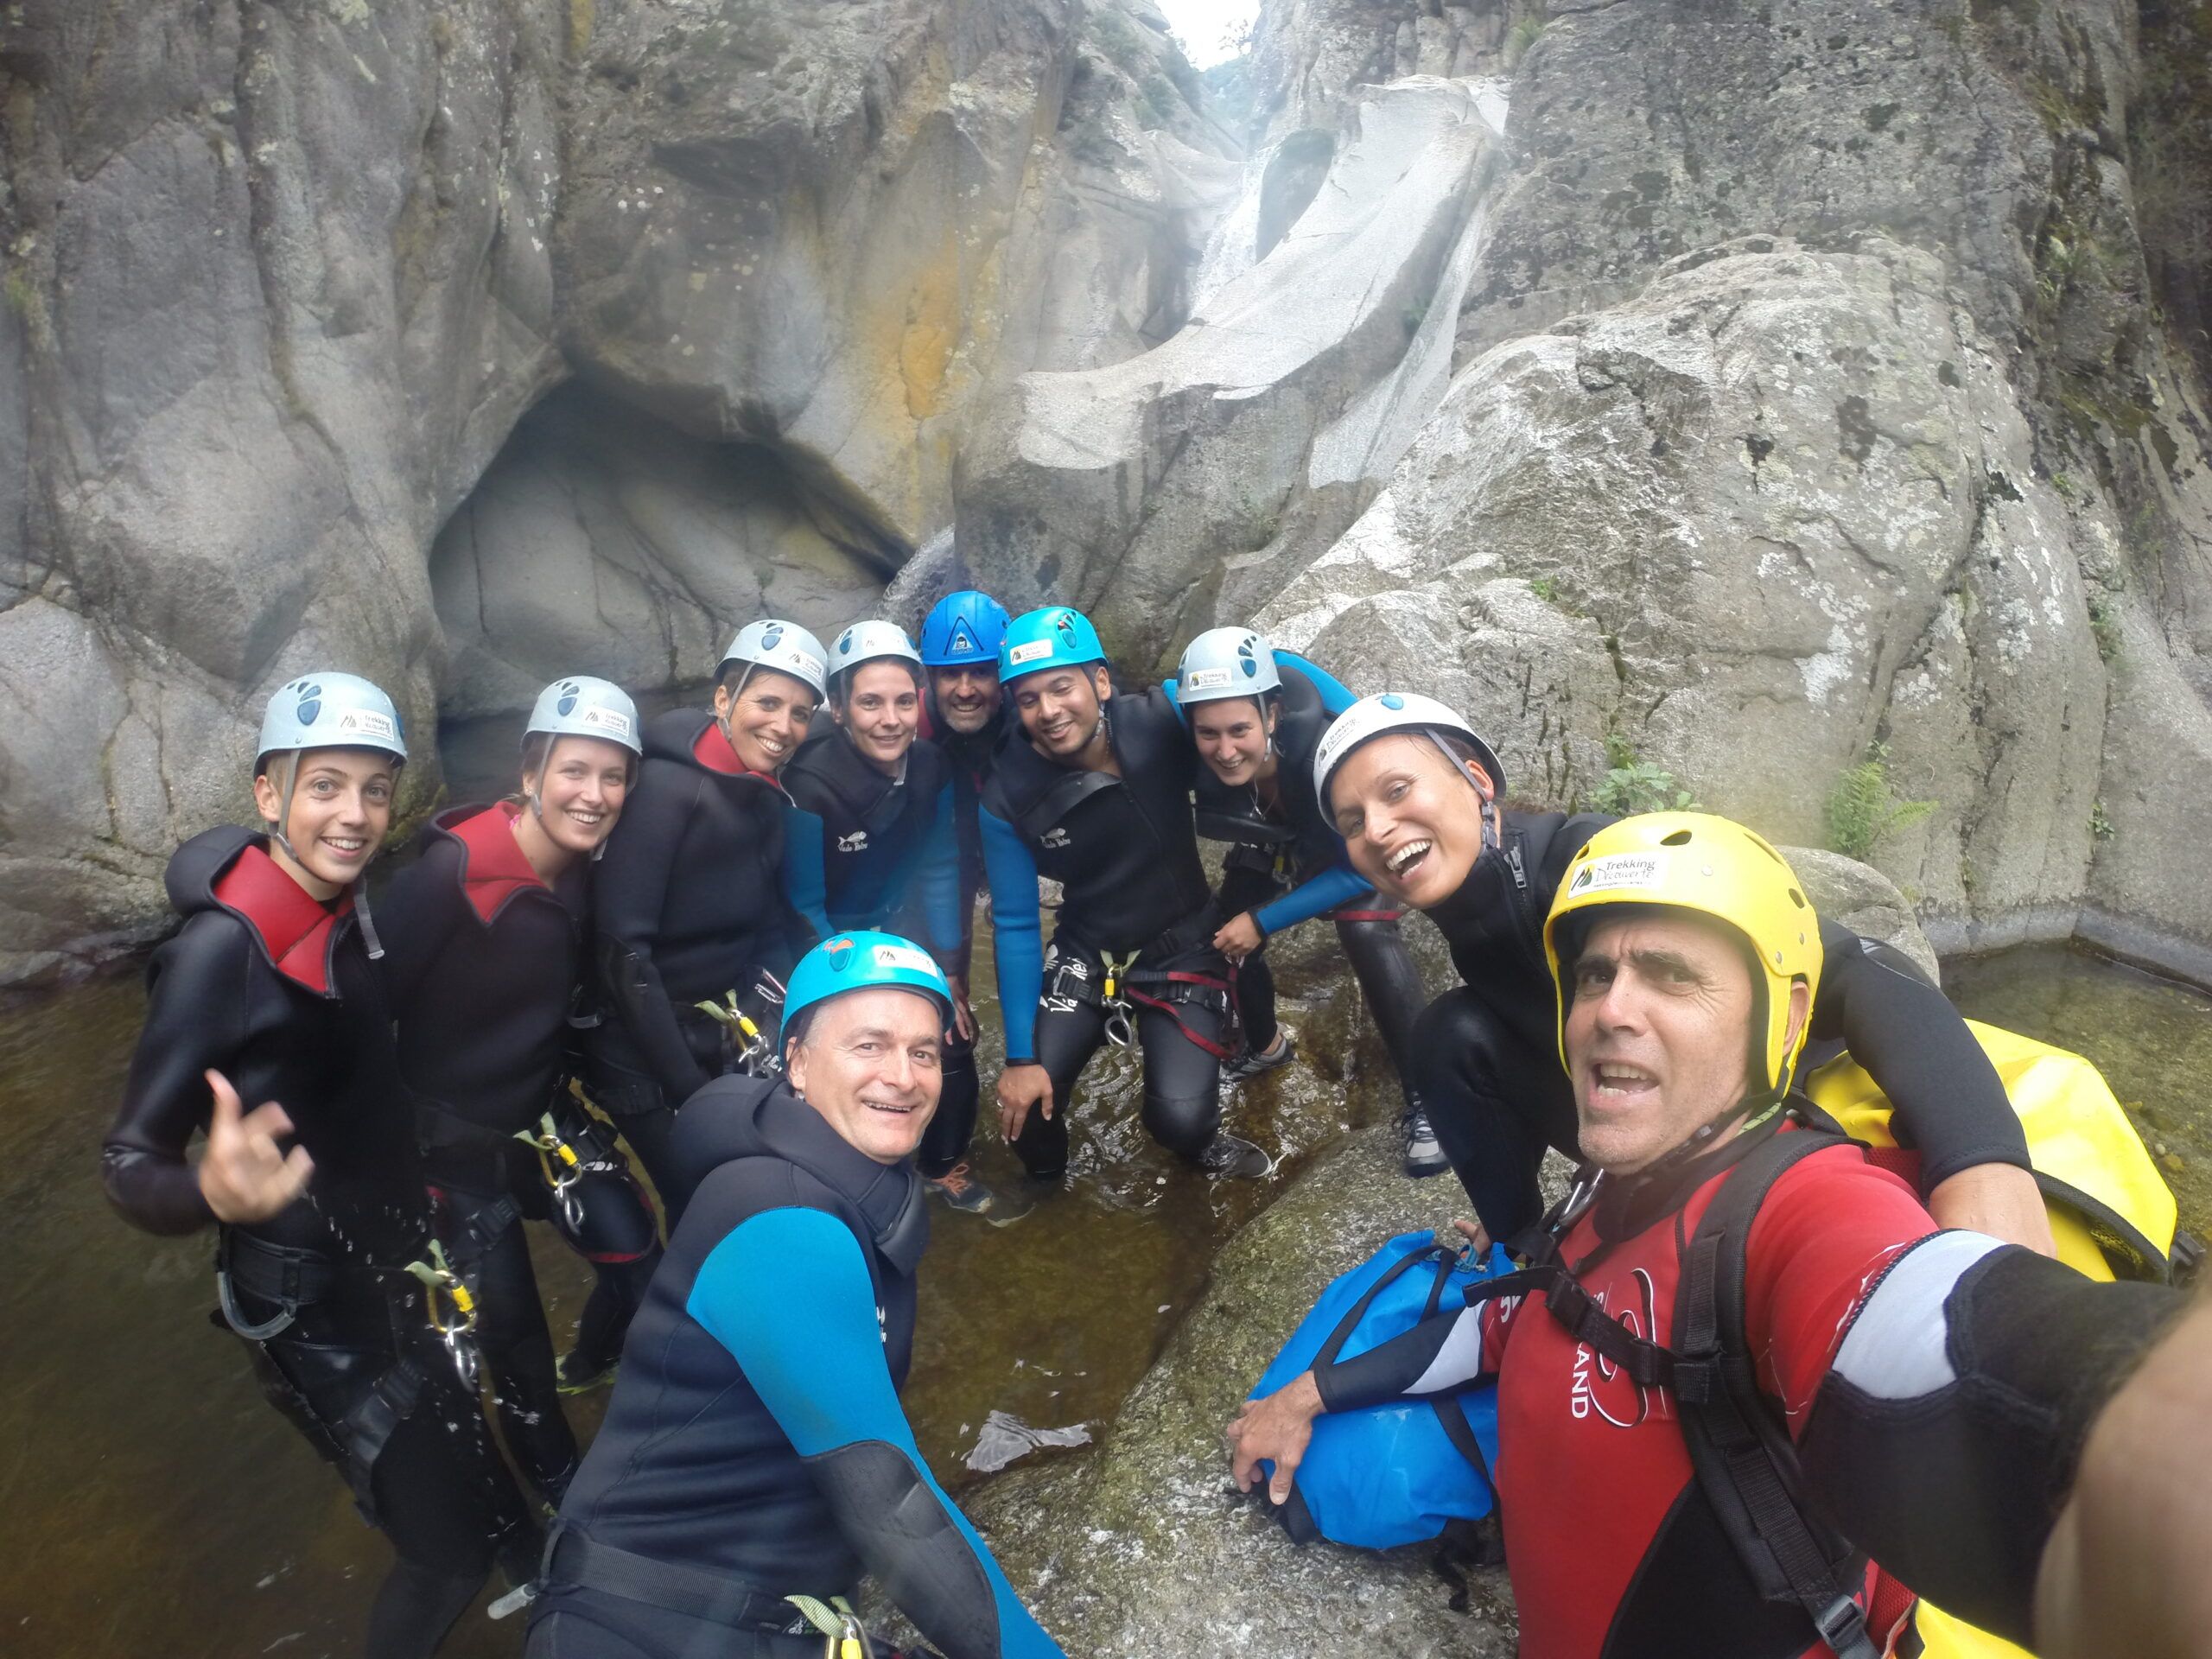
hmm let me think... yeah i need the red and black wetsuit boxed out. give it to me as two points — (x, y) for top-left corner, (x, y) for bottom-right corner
(1315, 1122), (2178, 1655)
(378, 802), (663, 1501)
(101, 825), (531, 1653)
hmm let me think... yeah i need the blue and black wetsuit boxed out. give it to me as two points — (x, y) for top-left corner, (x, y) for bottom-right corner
(781, 730), (974, 1175)
(1169, 652), (1430, 1097)
(378, 802), (663, 1500)
(588, 709), (816, 1221)
(530, 1076), (1063, 1659)
(103, 826), (531, 1656)
(979, 686), (1230, 1175)
(1416, 809), (2036, 1240)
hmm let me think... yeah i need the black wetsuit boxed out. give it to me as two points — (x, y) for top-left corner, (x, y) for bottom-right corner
(1416, 810), (2036, 1240)
(979, 687), (1230, 1174)
(1179, 654), (1429, 1097)
(588, 710), (815, 1221)
(101, 826), (531, 1657)
(378, 803), (663, 1498)
(780, 729), (974, 1179)
(529, 1075), (1062, 1658)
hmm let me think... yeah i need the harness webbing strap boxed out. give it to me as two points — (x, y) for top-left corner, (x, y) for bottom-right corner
(1671, 1126), (1882, 1659)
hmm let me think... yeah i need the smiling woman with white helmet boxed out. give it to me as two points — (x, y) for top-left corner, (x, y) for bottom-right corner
(1315, 692), (2055, 1258)
(586, 621), (829, 1226)
(377, 676), (664, 1460)
(1169, 628), (1443, 1178)
(780, 620), (1009, 1217)
(101, 671), (536, 1656)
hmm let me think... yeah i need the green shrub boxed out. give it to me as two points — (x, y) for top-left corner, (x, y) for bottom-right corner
(1826, 742), (1935, 860)
(1588, 734), (1698, 816)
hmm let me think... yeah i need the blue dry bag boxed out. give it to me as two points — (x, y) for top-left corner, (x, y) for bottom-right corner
(1249, 1230), (1508, 1550)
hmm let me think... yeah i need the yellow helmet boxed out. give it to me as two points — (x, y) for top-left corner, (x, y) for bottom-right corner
(1544, 812), (1823, 1099)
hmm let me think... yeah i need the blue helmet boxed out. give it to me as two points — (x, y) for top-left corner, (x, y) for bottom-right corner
(999, 605), (1105, 684)
(781, 930), (955, 1037)
(918, 590), (1013, 668)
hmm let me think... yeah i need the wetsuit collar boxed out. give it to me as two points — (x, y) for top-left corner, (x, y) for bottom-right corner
(690, 714), (792, 798)
(1585, 1100), (1794, 1249)
(207, 834), (353, 997)
(673, 1074), (929, 1277)
(439, 802), (552, 924)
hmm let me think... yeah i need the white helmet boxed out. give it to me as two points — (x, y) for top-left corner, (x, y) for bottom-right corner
(257, 671), (407, 766)
(1313, 691), (1508, 808)
(829, 620), (924, 692)
(525, 676), (642, 756)
(718, 619), (829, 698)
(253, 671), (406, 959)
(1174, 626), (1281, 706)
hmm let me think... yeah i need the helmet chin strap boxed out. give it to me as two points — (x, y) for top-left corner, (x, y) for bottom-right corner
(1427, 729), (1502, 850)
(717, 663), (756, 764)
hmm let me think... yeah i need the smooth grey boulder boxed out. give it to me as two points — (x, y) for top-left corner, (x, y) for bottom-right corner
(1265, 238), (2108, 942)
(430, 385), (891, 718)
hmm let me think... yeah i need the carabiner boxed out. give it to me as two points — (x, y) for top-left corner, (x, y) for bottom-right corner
(516, 1113), (588, 1227)
(405, 1240), (483, 1390)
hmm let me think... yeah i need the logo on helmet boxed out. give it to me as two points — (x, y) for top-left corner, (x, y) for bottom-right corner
(952, 624), (974, 653)
(556, 682), (581, 716)
(761, 624), (785, 650)
(1380, 693), (1406, 711)
(823, 935), (857, 971)
(1052, 611), (1079, 644)
(837, 627), (855, 655)
(296, 683), (324, 727)
(1569, 852), (1667, 895)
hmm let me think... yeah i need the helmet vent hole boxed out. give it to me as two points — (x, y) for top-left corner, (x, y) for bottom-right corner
(1789, 887), (1807, 908)
(1660, 830), (1692, 846)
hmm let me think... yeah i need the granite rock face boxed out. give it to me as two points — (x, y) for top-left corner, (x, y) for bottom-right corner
(1263, 238), (2109, 934)
(0, 0), (569, 979)
(0, 0), (1236, 980)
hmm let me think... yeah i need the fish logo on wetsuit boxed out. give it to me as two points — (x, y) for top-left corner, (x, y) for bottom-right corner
(838, 830), (869, 854)
(1567, 1268), (1661, 1429)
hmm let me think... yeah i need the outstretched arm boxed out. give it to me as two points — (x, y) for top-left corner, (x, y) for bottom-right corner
(689, 1207), (1065, 1659)
(1815, 925), (2050, 1250)
(1251, 861), (1373, 938)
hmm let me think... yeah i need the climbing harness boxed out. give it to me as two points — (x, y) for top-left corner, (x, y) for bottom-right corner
(785, 1593), (874, 1657)
(404, 1238), (484, 1393)
(1047, 940), (1241, 1062)
(696, 969), (789, 1076)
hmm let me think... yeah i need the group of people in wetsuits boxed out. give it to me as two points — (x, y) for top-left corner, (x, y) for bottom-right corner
(99, 589), (2200, 1659)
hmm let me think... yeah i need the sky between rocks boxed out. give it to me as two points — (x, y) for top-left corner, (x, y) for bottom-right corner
(1156, 0), (1259, 68)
